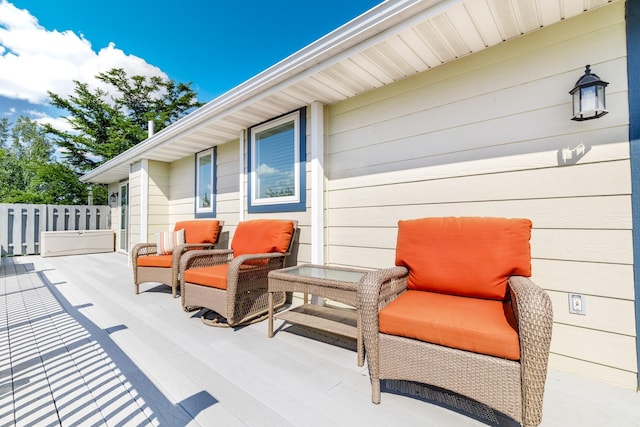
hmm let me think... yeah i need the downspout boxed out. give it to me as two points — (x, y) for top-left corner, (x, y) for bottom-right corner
(625, 0), (640, 391)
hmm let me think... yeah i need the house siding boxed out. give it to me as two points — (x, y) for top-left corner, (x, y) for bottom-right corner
(147, 160), (170, 241)
(128, 162), (142, 253)
(325, 2), (635, 389)
(165, 155), (193, 226)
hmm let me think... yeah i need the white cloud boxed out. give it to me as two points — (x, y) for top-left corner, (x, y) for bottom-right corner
(257, 164), (280, 174)
(35, 114), (74, 133)
(0, 1), (167, 105)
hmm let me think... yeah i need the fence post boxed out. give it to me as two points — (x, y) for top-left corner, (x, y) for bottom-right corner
(0, 205), (7, 256)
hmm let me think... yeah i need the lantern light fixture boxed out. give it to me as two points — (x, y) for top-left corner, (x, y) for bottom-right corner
(110, 192), (118, 204)
(570, 65), (608, 121)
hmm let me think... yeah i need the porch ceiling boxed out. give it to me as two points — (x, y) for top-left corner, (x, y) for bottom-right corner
(82, 0), (616, 184)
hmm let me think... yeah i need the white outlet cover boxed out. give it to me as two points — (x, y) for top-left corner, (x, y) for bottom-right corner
(568, 293), (586, 315)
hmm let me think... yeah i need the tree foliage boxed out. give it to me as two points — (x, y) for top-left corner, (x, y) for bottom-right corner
(46, 68), (203, 172)
(0, 116), (91, 204)
(0, 68), (201, 205)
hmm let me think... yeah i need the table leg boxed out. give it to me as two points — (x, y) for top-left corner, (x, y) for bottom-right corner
(268, 291), (274, 338)
(357, 314), (364, 367)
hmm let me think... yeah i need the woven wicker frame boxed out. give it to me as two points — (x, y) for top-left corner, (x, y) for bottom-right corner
(179, 221), (298, 327)
(358, 268), (553, 427)
(267, 264), (370, 366)
(131, 221), (224, 298)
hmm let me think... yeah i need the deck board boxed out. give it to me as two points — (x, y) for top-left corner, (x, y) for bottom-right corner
(1, 252), (640, 426)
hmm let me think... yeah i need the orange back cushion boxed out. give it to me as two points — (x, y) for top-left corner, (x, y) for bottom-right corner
(395, 217), (532, 300)
(231, 220), (295, 256)
(175, 220), (220, 244)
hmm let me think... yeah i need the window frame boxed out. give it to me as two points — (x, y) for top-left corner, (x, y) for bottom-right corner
(247, 107), (306, 213)
(194, 146), (217, 218)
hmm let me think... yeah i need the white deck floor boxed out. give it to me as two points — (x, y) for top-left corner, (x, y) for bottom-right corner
(1, 252), (639, 427)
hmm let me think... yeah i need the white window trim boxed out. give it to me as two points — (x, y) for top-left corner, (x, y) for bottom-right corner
(195, 148), (215, 215)
(249, 110), (301, 208)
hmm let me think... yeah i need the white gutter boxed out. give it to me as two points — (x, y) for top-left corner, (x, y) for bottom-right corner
(81, 0), (453, 183)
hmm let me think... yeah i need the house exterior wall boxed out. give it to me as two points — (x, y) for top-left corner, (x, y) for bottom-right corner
(325, 2), (635, 389)
(128, 161), (142, 253)
(147, 160), (170, 242)
(167, 156), (193, 224)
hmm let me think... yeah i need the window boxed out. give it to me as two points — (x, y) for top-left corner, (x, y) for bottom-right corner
(195, 147), (216, 217)
(248, 107), (306, 212)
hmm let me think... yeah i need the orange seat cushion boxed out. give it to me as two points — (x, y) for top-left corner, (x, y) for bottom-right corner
(395, 217), (532, 300)
(175, 220), (220, 244)
(184, 264), (229, 290)
(137, 254), (173, 268)
(184, 264), (260, 290)
(231, 220), (294, 256)
(380, 290), (520, 360)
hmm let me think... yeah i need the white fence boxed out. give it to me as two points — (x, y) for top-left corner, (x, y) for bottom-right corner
(0, 204), (111, 256)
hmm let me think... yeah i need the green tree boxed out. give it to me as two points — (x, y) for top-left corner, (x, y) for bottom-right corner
(0, 116), (93, 204)
(46, 68), (203, 172)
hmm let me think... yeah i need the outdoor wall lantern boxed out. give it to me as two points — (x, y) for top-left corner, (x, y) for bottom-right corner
(110, 192), (118, 205)
(570, 65), (608, 121)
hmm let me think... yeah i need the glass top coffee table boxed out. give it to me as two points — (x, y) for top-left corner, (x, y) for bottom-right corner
(267, 264), (370, 366)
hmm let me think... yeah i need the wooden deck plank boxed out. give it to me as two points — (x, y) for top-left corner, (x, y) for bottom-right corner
(2, 253), (640, 427)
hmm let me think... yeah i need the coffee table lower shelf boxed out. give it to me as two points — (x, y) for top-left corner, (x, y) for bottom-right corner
(274, 304), (358, 340)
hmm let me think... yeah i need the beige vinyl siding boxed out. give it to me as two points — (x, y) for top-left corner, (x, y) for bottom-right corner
(128, 162), (142, 253)
(168, 156), (194, 224)
(325, 2), (635, 388)
(147, 160), (170, 242)
(216, 140), (240, 230)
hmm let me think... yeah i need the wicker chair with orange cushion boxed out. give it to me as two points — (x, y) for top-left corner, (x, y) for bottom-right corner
(180, 219), (298, 327)
(132, 219), (224, 298)
(358, 217), (553, 427)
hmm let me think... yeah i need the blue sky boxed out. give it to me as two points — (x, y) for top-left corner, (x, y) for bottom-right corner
(0, 0), (382, 129)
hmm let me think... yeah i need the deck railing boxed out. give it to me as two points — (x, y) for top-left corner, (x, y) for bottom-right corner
(0, 203), (110, 256)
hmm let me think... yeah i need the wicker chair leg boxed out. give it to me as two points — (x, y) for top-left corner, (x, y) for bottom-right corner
(372, 379), (381, 404)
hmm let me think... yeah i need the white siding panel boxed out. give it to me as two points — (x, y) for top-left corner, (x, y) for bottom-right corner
(549, 353), (638, 390)
(329, 161), (631, 209)
(328, 137), (630, 190)
(532, 259), (634, 300)
(532, 229), (633, 264)
(551, 323), (637, 373)
(548, 290), (636, 336)
(128, 162), (142, 249)
(328, 195), (631, 230)
(147, 161), (170, 241)
(327, 245), (396, 270)
(328, 226), (397, 250)
(169, 156), (195, 223)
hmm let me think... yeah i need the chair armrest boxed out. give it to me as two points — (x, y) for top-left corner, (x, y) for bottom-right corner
(171, 243), (217, 270)
(232, 252), (286, 265)
(358, 266), (408, 327)
(508, 275), (553, 351)
(131, 243), (157, 266)
(358, 266), (408, 375)
(180, 249), (234, 273)
(508, 275), (554, 426)
(225, 252), (287, 290)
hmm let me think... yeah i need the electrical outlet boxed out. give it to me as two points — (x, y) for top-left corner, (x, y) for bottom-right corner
(568, 293), (586, 315)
